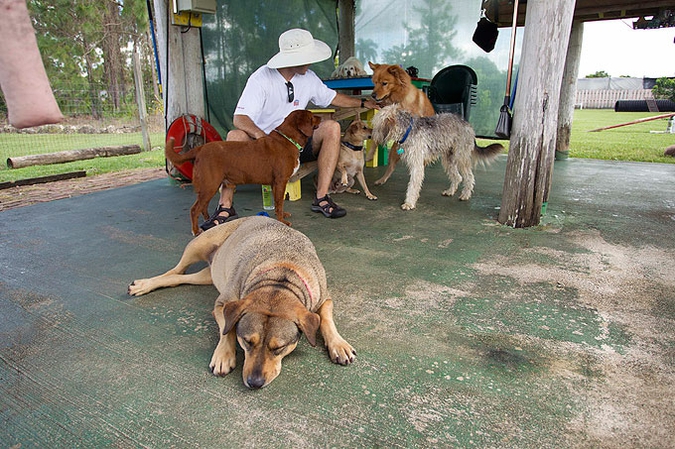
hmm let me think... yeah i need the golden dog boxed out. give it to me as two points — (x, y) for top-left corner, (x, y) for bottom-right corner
(367, 62), (436, 187)
(165, 110), (320, 234)
(128, 216), (356, 389)
(331, 56), (367, 78)
(328, 118), (377, 200)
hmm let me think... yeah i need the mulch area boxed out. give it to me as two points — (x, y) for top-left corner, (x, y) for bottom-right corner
(0, 168), (168, 211)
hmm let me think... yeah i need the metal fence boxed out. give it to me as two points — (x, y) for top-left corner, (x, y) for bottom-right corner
(0, 84), (165, 162)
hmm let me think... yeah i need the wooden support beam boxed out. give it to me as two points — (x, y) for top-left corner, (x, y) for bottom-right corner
(338, 0), (356, 61)
(498, 0), (576, 228)
(556, 21), (584, 160)
(153, 0), (205, 127)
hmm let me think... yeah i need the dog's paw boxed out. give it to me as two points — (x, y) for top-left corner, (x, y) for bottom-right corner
(374, 179), (385, 186)
(401, 202), (415, 210)
(458, 192), (472, 201)
(366, 193), (378, 201)
(128, 279), (152, 296)
(209, 348), (236, 376)
(327, 338), (356, 366)
(441, 188), (456, 197)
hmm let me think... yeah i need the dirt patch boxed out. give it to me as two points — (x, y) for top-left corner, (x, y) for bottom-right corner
(0, 167), (167, 211)
(472, 230), (675, 447)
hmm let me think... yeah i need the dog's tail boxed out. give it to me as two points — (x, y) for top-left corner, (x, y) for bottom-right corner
(165, 137), (201, 165)
(473, 141), (504, 165)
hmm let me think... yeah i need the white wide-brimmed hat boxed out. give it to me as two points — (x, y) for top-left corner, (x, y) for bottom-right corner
(267, 28), (332, 69)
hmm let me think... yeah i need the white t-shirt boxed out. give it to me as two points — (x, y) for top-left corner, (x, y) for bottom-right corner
(234, 66), (337, 134)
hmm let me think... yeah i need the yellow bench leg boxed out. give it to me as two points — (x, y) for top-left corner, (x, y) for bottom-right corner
(285, 179), (302, 201)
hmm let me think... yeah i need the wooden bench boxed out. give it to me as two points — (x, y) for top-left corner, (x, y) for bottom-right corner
(283, 107), (377, 201)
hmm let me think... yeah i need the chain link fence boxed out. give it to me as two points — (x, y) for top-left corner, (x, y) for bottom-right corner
(0, 84), (165, 169)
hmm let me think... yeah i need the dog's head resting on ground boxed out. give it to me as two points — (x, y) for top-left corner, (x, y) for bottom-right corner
(221, 286), (320, 389)
(129, 217), (356, 390)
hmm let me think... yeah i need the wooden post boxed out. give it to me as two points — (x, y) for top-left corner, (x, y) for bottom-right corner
(338, 0), (355, 61)
(152, 0), (206, 128)
(133, 49), (152, 151)
(498, 0), (576, 228)
(556, 21), (584, 160)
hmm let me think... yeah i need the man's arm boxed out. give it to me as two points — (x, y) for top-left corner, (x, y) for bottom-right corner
(330, 92), (379, 110)
(232, 114), (267, 139)
(0, 0), (64, 128)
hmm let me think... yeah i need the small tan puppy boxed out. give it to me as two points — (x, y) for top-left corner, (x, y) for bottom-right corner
(331, 56), (367, 78)
(328, 119), (377, 200)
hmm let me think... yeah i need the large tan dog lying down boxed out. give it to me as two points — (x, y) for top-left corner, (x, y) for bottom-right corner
(128, 216), (356, 389)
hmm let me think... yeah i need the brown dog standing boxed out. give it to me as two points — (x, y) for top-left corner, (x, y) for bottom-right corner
(165, 110), (321, 234)
(368, 62), (435, 186)
(128, 216), (356, 389)
(328, 118), (377, 200)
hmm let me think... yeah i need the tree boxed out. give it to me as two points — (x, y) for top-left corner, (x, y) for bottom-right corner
(27, 0), (154, 118)
(465, 56), (508, 137)
(653, 77), (675, 102)
(381, 0), (462, 78)
(356, 38), (378, 66)
(586, 70), (610, 78)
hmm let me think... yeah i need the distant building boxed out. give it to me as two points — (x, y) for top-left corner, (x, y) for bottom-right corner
(575, 77), (659, 109)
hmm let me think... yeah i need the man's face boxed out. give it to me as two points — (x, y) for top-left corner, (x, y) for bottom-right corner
(293, 65), (311, 75)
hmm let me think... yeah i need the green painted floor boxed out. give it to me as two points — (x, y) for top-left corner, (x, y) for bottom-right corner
(1, 156), (674, 448)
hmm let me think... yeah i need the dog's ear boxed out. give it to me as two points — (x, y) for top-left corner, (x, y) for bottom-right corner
(295, 309), (321, 347)
(221, 299), (249, 335)
(368, 61), (378, 71)
(390, 65), (409, 86)
(300, 114), (320, 137)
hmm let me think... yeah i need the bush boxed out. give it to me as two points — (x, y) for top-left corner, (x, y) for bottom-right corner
(652, 77), (675, 102)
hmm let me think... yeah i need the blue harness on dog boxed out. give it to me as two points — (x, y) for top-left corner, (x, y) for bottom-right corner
(396, 117), (414, 155)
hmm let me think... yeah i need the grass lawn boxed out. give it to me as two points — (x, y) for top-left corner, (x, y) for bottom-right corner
(1, 110), (673, 183)
(569, 109), (674, 163)
(0, 132), (166, 183)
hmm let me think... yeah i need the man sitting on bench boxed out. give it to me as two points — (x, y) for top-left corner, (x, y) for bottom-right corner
(200, 28), (378, 231)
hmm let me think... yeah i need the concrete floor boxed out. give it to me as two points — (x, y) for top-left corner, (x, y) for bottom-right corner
(1, 156), (674, 448)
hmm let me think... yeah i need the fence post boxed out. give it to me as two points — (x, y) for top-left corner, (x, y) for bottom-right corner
(133, 48), (151, 151)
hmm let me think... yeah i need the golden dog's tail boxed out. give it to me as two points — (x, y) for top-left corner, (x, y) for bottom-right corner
(165, 137), (201, 165)
(473, 142), (504, 165)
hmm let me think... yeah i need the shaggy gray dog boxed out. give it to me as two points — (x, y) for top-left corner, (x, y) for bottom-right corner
(372, 104), (504, 210)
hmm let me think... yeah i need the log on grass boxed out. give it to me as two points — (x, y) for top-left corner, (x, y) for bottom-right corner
(0, 171), (86, 190)
(7, 144), (142, 169)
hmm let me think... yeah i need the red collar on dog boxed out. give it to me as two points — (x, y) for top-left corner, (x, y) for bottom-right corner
(274, 129), (304, 151)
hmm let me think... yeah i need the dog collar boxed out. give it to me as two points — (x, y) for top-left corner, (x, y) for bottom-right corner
(341, 141), (363, 151)
(397, 117), (414, 155)
(398, 118), (413, 145)
(274, 129), (304, 152)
